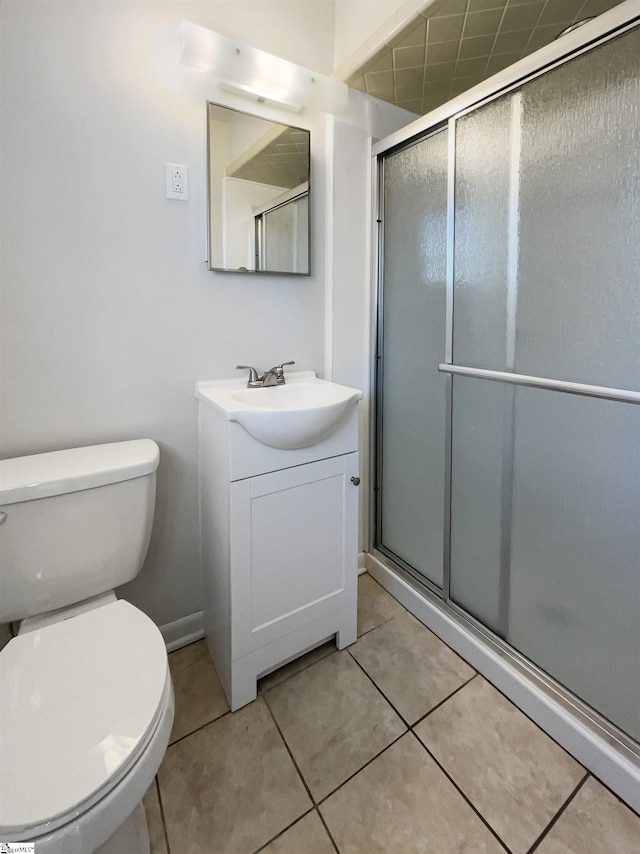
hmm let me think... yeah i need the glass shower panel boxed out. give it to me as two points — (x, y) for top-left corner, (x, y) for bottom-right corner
(515, 29), (640, 390)
(453, 97), (515, 371)
(262, 195), (308, 274)
(379, 129), (448, 587)
(451, 379), (640, 741)
(263, 202), (295, 272)
(508, 387), (640, 742)
(450, 376), (513, 634)
(453, 28), (640, 390)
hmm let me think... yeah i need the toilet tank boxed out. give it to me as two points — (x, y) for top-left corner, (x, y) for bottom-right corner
(0, 440), (159, 624)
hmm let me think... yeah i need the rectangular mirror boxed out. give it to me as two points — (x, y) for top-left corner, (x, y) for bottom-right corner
(207, 102), (310, 275)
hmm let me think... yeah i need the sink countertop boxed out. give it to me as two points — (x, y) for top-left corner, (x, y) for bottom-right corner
(195, 372), (361, 419)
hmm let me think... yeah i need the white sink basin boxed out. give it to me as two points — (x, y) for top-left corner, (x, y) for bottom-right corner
(196, 372), (363, 450)
(231, 384), (346, 409)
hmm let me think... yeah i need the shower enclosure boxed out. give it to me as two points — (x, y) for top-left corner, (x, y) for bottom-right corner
(372, 5), (639, 800)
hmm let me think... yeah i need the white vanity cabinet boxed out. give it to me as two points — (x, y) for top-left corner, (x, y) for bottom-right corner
(197, 374), (360, 710)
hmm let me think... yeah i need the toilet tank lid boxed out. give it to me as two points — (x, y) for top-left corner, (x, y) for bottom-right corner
(0, 439), (159, 506)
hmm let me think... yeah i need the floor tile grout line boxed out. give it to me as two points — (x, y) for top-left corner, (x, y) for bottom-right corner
(315, 804), (341, 854)
(251, 807), (316, 854)
(262, 691), (318, 806)
(263, 642), (409, 810)
(167, 708), (231, 748)
(259, 695), (347, 851)
(525, 771), (590, 854)
(316, 731), (408, 808)
(411, 731), (513, 853)
(356, 611), (403, 639)
(583, 771), (640, 821)
(153, 774), (172, 854)
(265, 685), (409, 845)
(366, 576), (484, 675)
(345, 645), (412, 728)
(249, 803), (341, 854)
(462, 666), (590, 772)
(346, 632), (477, 733)
(410, 672), (478, 729)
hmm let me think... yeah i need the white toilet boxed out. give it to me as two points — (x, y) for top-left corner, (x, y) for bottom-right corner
(0, 439), (175, 854)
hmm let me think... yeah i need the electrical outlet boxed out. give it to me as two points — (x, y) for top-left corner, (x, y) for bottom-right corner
(166, 163), (189, 200)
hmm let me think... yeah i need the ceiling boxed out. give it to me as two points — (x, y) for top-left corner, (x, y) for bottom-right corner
(346, 0), (624, 115)
(227, 126), (310, 189)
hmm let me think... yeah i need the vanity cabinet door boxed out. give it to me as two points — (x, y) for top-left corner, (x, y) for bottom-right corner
(230, 453), (359, 659)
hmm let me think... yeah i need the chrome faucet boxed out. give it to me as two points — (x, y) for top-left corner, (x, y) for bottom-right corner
(262, 361), (295, 387)
(235, 365), (263, 388)
(236, 361), (295, 388)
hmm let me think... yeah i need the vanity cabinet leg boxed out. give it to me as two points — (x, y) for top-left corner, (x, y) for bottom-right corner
(230, 659), (258, 711)
(336, 612), (357, 649)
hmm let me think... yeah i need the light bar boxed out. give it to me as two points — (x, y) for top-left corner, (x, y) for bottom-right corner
(217, 79), (302, 113)
(178, 20), (348, 115)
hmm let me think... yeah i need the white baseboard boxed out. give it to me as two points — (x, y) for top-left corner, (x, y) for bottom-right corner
(365, 552), (640, 815)
(160, 611), (204, 653)
(357, 551), (366, 575)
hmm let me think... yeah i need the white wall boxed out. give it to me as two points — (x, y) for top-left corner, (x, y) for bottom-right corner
(329, 91), (415, 550)
(222, 177), (283, 268)
(0, 0), (411, 636)
(0, 0), (334, 630)
(334, 0), (408, 68)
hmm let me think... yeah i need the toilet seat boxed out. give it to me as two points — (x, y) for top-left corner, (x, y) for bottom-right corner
(0, 599), (169, 840)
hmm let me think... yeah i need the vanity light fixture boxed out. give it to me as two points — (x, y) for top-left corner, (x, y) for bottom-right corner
(217, 79), (302, 113)
(178, 20), (348, 115)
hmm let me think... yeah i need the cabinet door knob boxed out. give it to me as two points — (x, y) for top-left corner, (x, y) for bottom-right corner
(351, 476), (361, 486)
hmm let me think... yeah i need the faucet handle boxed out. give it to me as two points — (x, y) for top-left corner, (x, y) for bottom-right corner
(236, 365), (263, 388)
(270, 361), (295, 385)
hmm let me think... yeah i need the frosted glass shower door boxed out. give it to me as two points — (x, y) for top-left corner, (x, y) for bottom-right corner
(451, 378), (640, 741)
(449, 27), (640, 741)
(377, 129), (448, 587)
(260, 194), (308, 273)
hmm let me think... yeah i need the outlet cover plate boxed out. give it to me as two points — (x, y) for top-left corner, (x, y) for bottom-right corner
(166, 163), (189, 200)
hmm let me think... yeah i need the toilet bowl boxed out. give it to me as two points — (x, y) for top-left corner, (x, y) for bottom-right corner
(0, 440), (174, 853)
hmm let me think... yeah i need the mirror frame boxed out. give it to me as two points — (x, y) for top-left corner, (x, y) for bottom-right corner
(206, 101), (311, 276)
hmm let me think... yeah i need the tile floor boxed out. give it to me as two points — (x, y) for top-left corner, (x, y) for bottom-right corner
(144, 574), (640, 854)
